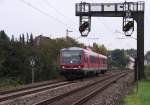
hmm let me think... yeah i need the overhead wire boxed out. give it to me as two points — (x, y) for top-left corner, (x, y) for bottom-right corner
(42, 0), (76, 25)
(18, 0), (71, 29)
(90, 0), (115, 33)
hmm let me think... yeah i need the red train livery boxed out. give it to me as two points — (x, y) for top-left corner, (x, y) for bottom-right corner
(60, 47), (107, 80)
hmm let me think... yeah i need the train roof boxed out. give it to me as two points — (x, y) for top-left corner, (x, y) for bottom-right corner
(61, 47), (83, 51)
(61, 47), (107, 59)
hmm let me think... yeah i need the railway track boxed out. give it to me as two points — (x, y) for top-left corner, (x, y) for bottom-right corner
(71, 73), (127, 105)
(34, 72), (128, 105)
(0, 80), (62, 95)
(0, 72), (112, 104)
(0, 80), (73, 102)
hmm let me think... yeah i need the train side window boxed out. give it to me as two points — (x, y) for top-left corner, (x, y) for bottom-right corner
(97, 57), (99, 64)
(101, 59), (103, 64)
(90, 56), (92, 63)
(103, 59), (106, 64)
(96, 57), (98, 63)
(94, 57), (97, 63)
(104, 59), (107, 64)
(94, 57), (96, 63)
(96, 57), (99, 64)
(99, 59), (101, 64)
(84, 54), (88, 63)
(100, 59), (102, 64)
(90, 56), (95, 63)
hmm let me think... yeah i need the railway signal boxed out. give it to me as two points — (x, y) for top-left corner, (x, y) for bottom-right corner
(122, 2), (134, 36)
(123, 20), (134, 36)
(123, 21), (134, 32)
(79, 16), (91, 37)
(30, 58), (35, 83)
(77, 2), (91, 37)
(79, 22), (89, 33)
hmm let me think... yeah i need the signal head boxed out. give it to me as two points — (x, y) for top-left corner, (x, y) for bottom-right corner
(123, 21), (134, 32)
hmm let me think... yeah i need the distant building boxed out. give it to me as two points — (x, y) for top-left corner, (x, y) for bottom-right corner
(34, 35), (50, 46)
(127, 57), (135, 70)
(144, 55), (150, 65)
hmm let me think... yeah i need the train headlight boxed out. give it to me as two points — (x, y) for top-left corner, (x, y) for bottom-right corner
(62, 66), (65, 69)
(78, 66), (81, 68)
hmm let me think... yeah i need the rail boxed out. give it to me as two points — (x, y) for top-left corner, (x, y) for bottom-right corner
(34, 72), (128, 105)
(0, 81), (71, 102)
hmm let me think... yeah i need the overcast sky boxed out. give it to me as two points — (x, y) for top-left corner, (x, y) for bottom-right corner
(0, 0), (149, 51)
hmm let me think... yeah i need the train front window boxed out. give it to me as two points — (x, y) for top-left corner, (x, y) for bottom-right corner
(61, 51), (82, 64)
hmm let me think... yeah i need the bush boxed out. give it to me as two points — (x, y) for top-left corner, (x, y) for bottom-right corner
(145, 65), (150, 79)
(0, 78), (23, 91)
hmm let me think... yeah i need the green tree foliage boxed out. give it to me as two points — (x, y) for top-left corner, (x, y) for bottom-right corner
(145, 65), (150, 79)
(22, 34), (25, 44)
(0, 30), (9, 41)
(29, 33), (34, 45)
(1, 30), (132, 84)
(110, 49), (128, 69)
(125, 49), (137, 58)
(92, 43), (108, 55)
(0, 31), (84, 84)
(26, 33), (29, 44)
(11, 35), (14, 42)
(146, 51), (150, 56)
(0, 31), (137, 83)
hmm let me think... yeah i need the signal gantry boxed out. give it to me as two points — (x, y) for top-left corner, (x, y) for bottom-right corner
(75, 1), (145, 79)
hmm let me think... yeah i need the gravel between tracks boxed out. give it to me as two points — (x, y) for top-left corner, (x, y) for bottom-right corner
(48, 74), (123, 105)
(82, 72), (134, 105)
(0, 75), (109, 105)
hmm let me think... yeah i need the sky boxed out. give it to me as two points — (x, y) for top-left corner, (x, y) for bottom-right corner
(0, 0), (149, 51)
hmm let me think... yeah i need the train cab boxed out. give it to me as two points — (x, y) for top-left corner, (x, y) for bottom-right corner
(60, 47), (84, 79)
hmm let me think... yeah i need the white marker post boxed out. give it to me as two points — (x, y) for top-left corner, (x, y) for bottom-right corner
(30, 58), (35, 83)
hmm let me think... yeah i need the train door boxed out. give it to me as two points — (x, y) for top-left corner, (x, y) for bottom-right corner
(84, 53), (89, 70)
(87, 54), (89, 70)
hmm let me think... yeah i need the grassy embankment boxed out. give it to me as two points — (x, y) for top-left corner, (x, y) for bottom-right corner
(123, 80), (150, 105)
(123, 65), (150, 105)
(0, 78), (23, 91)
(0, 76), (64, 92)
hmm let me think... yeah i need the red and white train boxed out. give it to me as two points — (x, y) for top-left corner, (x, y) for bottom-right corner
(60, 47), (107, 80)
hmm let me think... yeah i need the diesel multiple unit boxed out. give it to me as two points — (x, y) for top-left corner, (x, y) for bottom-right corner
(60, 47), (107, 80)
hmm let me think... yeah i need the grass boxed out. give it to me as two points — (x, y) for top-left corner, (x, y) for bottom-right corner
(0, 77), (64, 92)
(145, 65), (150, 80)
(0, 78), (23, 91)
(123, 80), (150, 105)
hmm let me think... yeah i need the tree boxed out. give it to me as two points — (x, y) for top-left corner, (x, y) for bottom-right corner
(146, 51), (150, 56)
(29, 33), (34, 46)
(27, 33), (29, 44)
(0, 30), (9, 41)
(19, 35), (22, 43)
(92, 43), (108, 55)
(99, 44), (108, 55)
(22, 34), (25, 44)
(92, 43), (99, 52)
(11, 35), (14, 42)
(110, 49), (128, 69)
(0, 32), (86, 84)
(125, 49), (137, 58)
